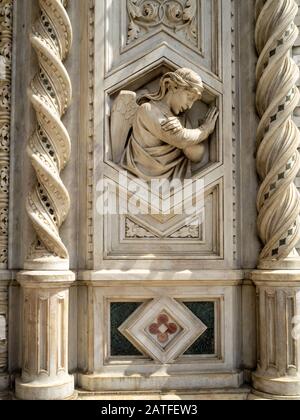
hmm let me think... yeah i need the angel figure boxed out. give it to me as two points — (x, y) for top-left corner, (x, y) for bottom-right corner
(111, 68), (219, 181)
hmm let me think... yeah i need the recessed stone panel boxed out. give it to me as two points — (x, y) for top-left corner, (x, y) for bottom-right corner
(110, 303), (144, 357)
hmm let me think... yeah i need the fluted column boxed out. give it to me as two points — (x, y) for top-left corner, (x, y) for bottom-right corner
(16, 0), (75, 400)
(253, 0), (300, 399)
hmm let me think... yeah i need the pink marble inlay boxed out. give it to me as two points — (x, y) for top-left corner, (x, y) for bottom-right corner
(149, 313), (178, 343)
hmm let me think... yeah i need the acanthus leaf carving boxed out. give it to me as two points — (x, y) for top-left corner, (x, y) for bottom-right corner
(169, 222), (201, 239)
(125, 218), (202, 240)
(126, 218), (157, 239)
(183, 0), (197, 21)
(127, 0), (198, 47)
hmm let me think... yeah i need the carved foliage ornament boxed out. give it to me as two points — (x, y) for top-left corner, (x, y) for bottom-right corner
(0, 0), (12, 267)
(125, 218), (201, 239)
(127, 0), (198, 46)
(255, 0), (300, 266)
(27, 0), (72, 262)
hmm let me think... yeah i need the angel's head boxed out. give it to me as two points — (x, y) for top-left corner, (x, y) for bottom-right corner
(140, 68), (204, 115)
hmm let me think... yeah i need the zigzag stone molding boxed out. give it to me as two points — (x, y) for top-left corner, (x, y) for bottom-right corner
(26, 0), (72, 269)
(0, 0), (12, 269)
(255, 0), (300, 269)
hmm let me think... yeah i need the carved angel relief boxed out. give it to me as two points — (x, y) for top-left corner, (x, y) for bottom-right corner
(110, 68), (219, 182)
(127, 0), (198, 46)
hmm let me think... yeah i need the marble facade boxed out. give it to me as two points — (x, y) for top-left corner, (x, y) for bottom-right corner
(0, 0), (300, 400)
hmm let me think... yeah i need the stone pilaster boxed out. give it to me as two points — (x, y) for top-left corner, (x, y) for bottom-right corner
(253, 0), (300, 399)
(15, 272), (75, 400)
(251, 272), (300, 399)
(16, 0), (75, 400)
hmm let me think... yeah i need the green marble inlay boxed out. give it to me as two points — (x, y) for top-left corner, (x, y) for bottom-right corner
(110, 302), (143, 357)
(184, 302), (215, 355)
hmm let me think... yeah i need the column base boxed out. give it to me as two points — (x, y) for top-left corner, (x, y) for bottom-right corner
(252, 371), (300, 397)
(249, 389), (300, 400)
(258, 260), (300, 270)
(24, 257), (70, 271)
(15, 375), (75, 401)
(258, 249), (300, 270)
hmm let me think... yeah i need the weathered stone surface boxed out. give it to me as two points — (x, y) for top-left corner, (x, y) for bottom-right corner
(5, 0), (300, 401)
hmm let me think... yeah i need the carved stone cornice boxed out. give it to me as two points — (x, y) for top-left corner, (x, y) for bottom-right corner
(0, 0), (13, 269)
(26, 0), (72, 269)
(255, 0), (300, 269)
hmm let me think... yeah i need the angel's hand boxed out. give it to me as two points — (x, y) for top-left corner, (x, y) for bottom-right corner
(201, 107), (219, 136)
(161, 117), (183, 134)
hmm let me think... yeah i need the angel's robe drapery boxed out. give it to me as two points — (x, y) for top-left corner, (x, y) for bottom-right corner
(121, 101), (202, 181)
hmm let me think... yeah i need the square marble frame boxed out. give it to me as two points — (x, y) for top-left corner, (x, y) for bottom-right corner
(77, 278), (243, 392)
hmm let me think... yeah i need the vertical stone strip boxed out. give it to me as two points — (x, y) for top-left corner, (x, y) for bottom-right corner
(26, 0), (72, 270)
(0, 0), (12, 400)
(0, 0), (12, 269)
(255, 0), (300, 269)
(0, 281), (9, 399)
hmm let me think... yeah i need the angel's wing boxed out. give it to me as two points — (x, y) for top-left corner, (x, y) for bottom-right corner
(111, 91), (138, 164)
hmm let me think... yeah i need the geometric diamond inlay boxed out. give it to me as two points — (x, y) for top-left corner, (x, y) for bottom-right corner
(119, 297), (207, 364)
(148, 312), (182, 349)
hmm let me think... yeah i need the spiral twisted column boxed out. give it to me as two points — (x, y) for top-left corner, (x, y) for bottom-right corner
(255, 0), (300, 269)
(16, 0), (75, 400)
(26, 0), (72, 269)
(252, 0), (300, 399)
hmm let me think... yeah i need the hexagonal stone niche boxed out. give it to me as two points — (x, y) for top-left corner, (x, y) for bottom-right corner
(106, 63), (220, 179)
